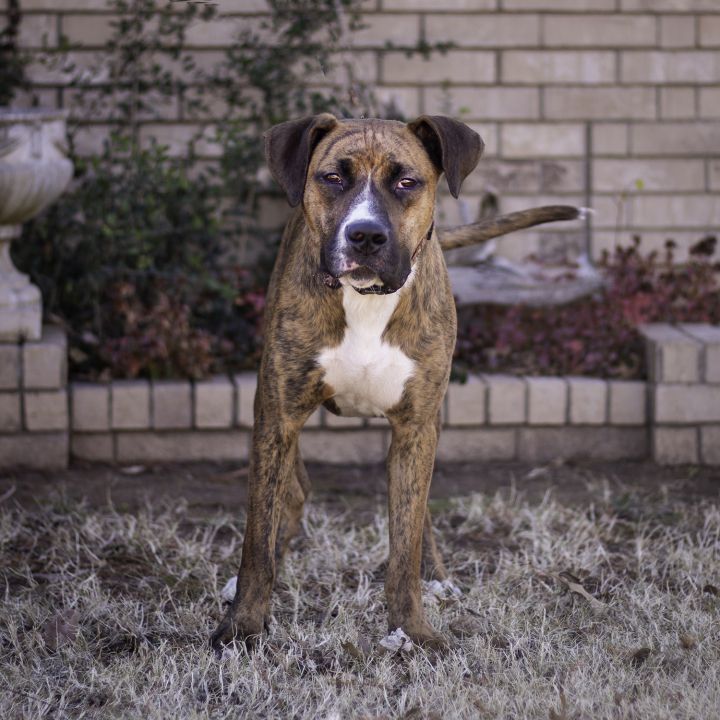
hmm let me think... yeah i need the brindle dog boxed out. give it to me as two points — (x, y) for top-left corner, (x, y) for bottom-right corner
(211, 114), (579, 651)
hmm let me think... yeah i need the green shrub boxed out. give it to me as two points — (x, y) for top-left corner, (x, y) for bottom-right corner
(14, 0), (389, 380)
(0, 0), (27, 105)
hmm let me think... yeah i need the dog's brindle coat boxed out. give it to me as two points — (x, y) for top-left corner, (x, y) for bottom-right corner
(211, 114), (485, 651)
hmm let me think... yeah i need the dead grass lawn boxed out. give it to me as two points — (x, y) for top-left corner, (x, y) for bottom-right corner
(1, 480), (719, 719)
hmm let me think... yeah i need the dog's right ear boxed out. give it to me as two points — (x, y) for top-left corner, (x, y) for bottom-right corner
(264, 114), (339, 207)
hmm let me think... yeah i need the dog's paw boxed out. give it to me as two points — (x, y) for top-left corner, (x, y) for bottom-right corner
(210, 610), (264, 655)
(406, 627), (448, 653)
(389, 618), (448, 653)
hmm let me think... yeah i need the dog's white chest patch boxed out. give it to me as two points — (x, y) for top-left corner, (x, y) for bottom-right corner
(318, 287), (414, 417)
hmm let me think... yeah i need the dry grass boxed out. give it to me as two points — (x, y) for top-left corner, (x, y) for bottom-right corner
(1, 480), (719, 719)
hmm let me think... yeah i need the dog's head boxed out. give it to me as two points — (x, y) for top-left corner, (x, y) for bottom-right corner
(264, 115), (483, 293)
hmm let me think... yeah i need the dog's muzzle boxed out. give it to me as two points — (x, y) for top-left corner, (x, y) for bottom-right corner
(319, 222), (434, 295)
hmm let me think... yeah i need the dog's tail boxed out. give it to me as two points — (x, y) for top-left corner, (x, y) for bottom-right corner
(438, 205), (584, 251)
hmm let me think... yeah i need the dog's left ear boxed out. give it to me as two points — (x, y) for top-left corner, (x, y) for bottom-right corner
(264, 113), (339, 207)
(408, 115), (483, 198)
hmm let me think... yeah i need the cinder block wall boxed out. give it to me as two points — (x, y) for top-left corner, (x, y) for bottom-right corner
(5, 0), (719, 264)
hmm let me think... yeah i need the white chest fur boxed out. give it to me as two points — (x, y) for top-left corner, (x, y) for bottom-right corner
(317, 286), (414, 417)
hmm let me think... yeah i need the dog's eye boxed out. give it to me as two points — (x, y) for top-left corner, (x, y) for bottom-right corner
(323, 173), (343, 185)
(397, 178), (418, 189)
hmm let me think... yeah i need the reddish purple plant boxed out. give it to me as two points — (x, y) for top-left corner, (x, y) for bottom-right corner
(454, 236), (719, 380)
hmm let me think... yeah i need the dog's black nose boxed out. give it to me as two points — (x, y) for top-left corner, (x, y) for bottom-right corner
(345, 220), (388, 255)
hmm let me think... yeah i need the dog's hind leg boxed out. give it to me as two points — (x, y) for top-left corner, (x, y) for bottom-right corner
(275, 449), (311, 562)
(421, 508), (448, 581)
(421, 410), (447, 581)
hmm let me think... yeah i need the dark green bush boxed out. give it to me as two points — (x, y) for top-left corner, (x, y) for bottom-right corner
(13, 0), (389, 380)
(0, 0), (26, 105)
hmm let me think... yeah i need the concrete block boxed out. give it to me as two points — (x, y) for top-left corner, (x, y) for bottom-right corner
(660, 87), (696, 120)
(679, 324), (720, 383)
(373, 87), (421, 120)
(700, 426), (720, 465)
(544, 87), (656, 120)
(425, 13), (539, 47)
(111, 380), (151, 430)
(630, 122), (720, 156)
(608, 381), (647, 425)
(0, 345), (20, 389)
(526, 377), (567, 425)
(447, 375), (486, 426)
(20, 0), (127, 8)
(699, 88), (720, 118)
(630, 195), (720, 228)
(117, 430), (249, 463)
(17, 13), (58, 48)
(592, 123), (628, 155)
(568, 377), (607, 425)
(382, 51), (496, 84)
(661, 15), (696, 47)
(653, 427), (698, 466)
(593, 159), (705, 192)
(0, 433), (68, 469)
(194, 376), (234, 428)
(24, 390), (68, 431)
(639, 323), (701, 383)
(152, 381), (192, 429)
(324, 412), (364, 428)
(544, 14), (655, 47)
(367, 416), (390, 427)
(423, 86), (539, 121)
(71, 383), (110, 431)
(61, 13), (115, 45)
(300, 430), (386, 464)
(436, 428), (515, 462)
(0, 393), (21, 432)
(622, 51), (720, 83)
(485, 375), (526, 425)
(622, 0), (720, 8)
(699, 15), (720, 46)
(502, 51), (615, 84)
(351, 13), (419, 47)
(383, 0), (495, 9)
(504, 0), (614, 7)
(654, 384), (720, 423)
(518, 427), (647, 462)
(501, 123), (584, 158)
(463, 158), (540, 193)
(22, 325), (67, 389)
(71, 433), (114, 462)
(234, 373), (257, 427)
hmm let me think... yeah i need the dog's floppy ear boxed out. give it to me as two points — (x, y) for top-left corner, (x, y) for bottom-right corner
(264, 113), (339, 207)
(407, 115), (483, 198)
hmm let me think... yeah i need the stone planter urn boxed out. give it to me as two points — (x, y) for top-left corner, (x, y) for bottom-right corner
(0, 108), (73, 341)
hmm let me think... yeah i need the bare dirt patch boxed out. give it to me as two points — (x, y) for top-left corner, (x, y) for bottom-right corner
(1, 461), (719, 718)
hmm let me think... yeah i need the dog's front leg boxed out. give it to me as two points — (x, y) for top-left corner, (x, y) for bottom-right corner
(385, 417), (446, 650)
(211, 415), (299, 651)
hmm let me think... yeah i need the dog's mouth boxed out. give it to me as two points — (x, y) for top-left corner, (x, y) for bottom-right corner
(319, 247), (411, 295)
(341, 269), (398, 295)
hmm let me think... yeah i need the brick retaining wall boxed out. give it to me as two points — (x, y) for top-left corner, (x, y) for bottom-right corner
(0, 326), (69, 468)
(1, 322), (717, 469)
(68, 372), (650, 465)
(4, 1), (720, 264)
